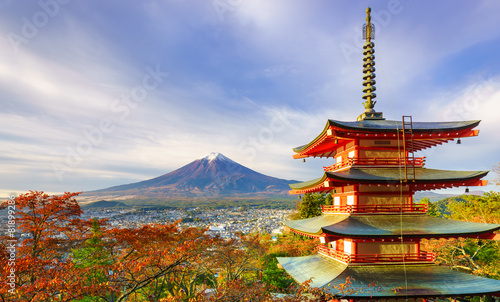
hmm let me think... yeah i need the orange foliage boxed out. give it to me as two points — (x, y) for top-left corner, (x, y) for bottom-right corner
(106, 223), (215, 301)
(268, 234), (317, 257)
(0, 191), (217, 301)
(0, 191), (354, 301)
(0, 191), (99, 301)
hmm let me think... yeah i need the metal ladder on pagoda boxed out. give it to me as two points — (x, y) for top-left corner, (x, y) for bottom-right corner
(402, 116), (416, 182)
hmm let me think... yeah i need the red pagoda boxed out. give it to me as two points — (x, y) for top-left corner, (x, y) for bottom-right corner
(278, 7), (500, 300)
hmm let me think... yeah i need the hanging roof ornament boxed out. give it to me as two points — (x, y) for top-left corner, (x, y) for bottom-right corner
(357, 7), (384, 121)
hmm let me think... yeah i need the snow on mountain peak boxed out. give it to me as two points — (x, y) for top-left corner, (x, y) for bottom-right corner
(205, 152), (220, 161)
(200, 152), (233, 163)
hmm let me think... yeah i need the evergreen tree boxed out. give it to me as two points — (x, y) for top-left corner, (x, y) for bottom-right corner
(418, 197), (441, 217)
(325, 192), (333, 205)
(298, 193), (326, 218)
(72, 219), (113, 301)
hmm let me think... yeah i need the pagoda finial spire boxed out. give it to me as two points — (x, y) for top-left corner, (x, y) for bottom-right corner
(362, 7), (376, 110)
(358, 7), (384, 121)
(365, 6), (372, 43)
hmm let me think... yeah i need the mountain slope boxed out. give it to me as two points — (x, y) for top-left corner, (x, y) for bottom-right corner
(86, 153), (296, 199)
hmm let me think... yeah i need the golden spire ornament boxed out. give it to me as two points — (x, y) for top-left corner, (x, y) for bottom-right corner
(357, 7), (384, 121)
(362, 7), (376, 110)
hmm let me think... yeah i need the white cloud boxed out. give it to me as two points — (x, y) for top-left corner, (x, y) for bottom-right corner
(1, 1), (500, 195)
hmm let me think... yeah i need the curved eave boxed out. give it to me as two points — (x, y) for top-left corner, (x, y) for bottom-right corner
(328, 168), (488, 183)
(284, 215), (500, 239)
(329, 119), (480, 133)
(321, 215), (500, 239)
(292, 119), (480, 158)
(292, 120), (331, 154)
(277, 255), (500, 299)
(289, 174), (328, 192)
(289, 168), (489, 194)
(285, 215), (349, 236)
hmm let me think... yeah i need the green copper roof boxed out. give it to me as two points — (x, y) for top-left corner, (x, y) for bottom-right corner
(289, 174), (328, 190)
(293, 119), (480, 153)
(277, 254), (347, 287)
(278, 254), (500, 298)
(329, 119), (480, 132)
(285, 215), (349, 235)
(285, 215), (500, 238)
(329, 167), (488, 182)
(289, 168), (489, 190)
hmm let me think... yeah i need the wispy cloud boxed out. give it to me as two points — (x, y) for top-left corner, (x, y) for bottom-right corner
(0, 1), (499, 196)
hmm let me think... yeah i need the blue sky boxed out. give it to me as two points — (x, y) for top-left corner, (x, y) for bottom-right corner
(1, 0), (500, 196)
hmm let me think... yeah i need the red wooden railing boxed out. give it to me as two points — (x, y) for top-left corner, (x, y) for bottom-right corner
(317, 245), (435, 263)
(323, 157), (426, 172)
(350, 252), (435, 263)
(321, 203), (426, 214)
(317, 245), (351, 262)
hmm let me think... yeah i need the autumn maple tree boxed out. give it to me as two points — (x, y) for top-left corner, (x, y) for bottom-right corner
(0, 191), (355, 301)
(103, 223), (216, 302)
(0, 191), (95, 301)
(0, 191), (217, 301)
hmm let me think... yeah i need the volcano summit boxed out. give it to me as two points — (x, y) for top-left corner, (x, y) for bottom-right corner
(83, 153), (295, 201)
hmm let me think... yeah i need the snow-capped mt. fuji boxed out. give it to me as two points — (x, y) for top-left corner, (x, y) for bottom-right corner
(87, 153), (295, 198)
(200, 152), (235, 164)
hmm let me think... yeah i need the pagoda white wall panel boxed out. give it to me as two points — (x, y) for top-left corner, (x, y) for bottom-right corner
(358, 195), (410, 205)
(344, 241), (352, 254)
(357, 242), (416, 254)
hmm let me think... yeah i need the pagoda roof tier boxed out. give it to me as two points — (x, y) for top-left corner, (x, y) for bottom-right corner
(289, 167), (488, 194)
(284, 214), (500, 239)
(329, 119), (480, 132)
(277, 254), (500, 298)
(293, 119), (480, 158)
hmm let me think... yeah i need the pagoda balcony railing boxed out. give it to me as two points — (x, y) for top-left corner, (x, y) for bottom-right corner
(321, 203), (427, 214)
(323, 157), (426, 172)
(317, 245), (435, 264)
(317, 245), (351, 262)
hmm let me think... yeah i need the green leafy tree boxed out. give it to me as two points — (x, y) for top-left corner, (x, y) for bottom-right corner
(262, 253), (295, 290)
(417, 197), (441, 217)
(324, 192), (333, 205)
(297, 193), (326, 219)
(448, 191), (500, 224)
(262, 233), (316, 291)
(71, 219), (113, 301)
(422, 192), (500, 281)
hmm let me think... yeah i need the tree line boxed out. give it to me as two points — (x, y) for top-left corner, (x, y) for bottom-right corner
(2, 188), (499, 301)
(0, 191), (348, 302)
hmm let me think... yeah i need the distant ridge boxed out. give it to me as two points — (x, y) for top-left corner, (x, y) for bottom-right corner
(413, 190), (485, 202)
(82, 153), (296, 202)
(82, 200), (127, 209)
